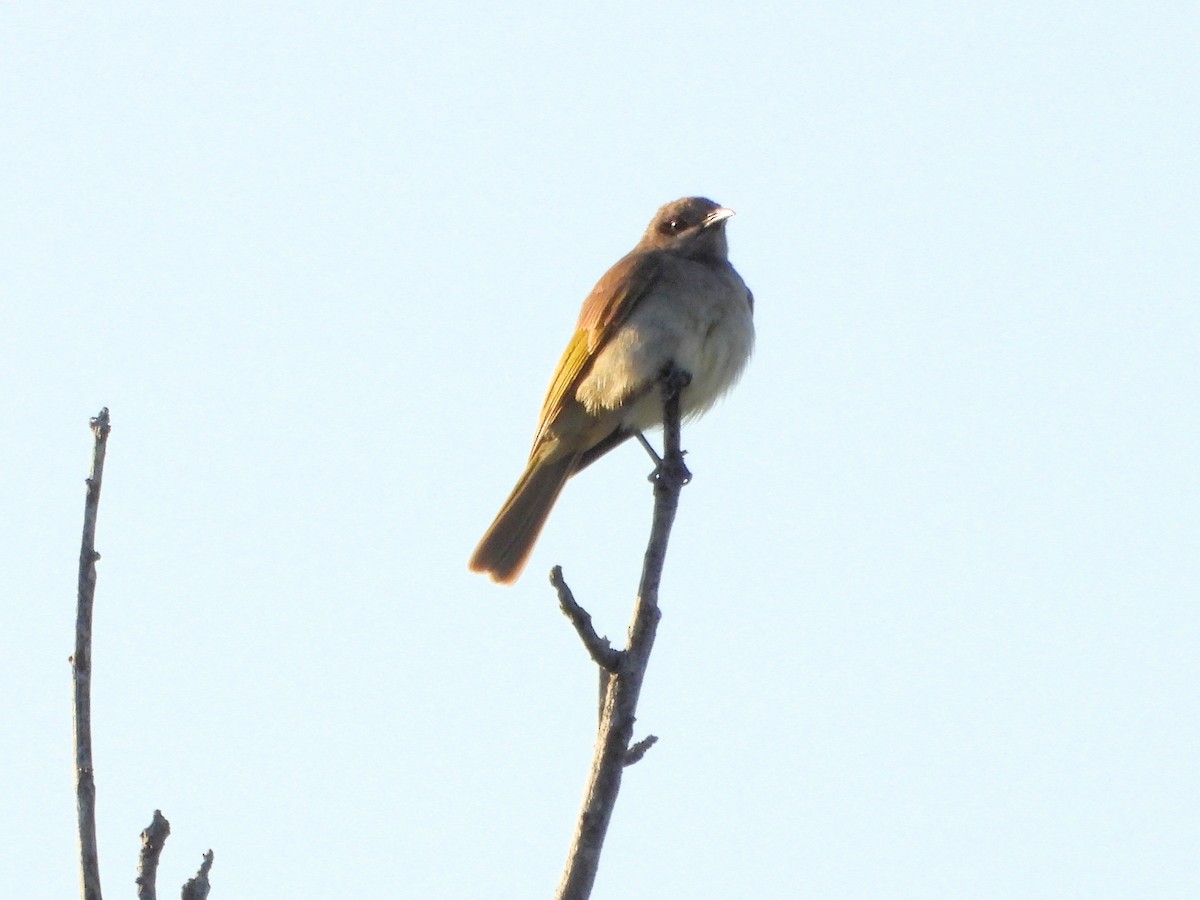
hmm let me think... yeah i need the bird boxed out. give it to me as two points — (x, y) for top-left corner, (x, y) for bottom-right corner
(469, 196), (754, 584)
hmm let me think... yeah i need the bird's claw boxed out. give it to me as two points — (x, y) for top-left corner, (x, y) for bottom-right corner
(649, 449), (691, 485)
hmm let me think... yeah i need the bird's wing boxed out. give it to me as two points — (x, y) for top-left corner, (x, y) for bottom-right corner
(530, 250), (664, 453)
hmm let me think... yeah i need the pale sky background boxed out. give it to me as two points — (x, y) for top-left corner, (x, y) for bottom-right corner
(3, 3), (1198, 898)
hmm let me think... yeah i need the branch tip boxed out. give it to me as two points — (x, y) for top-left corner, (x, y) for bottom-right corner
(136, 810), (172, 900)
(181, 850), (214, 900)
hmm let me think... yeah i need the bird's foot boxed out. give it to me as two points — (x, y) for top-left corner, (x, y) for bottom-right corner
(653, 448), (692, 485)
(636, 433), (691, 484)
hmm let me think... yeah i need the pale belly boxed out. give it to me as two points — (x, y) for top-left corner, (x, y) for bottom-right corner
(575, 260), (754, 431)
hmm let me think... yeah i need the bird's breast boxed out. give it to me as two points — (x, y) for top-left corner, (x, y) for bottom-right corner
(575, 258), (754, 430)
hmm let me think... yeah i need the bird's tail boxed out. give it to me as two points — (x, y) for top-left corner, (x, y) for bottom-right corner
(469, 453), (578, 584)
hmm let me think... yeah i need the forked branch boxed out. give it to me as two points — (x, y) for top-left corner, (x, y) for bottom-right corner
(555, 367), (691, 900)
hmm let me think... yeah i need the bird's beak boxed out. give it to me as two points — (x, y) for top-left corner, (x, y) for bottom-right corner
(703, 207), (735, 228)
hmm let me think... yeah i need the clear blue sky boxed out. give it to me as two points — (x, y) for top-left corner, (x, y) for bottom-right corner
(4, 3), (1197, 897)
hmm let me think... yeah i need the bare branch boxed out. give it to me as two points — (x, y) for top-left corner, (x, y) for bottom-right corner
(181, 850), (214, 900)
(556, 367), (691, 900)
(68, 411), (214, 898)
(552, 566), (620, 671)
(73, 407), (111, 900)
(135, 810), (171, 900)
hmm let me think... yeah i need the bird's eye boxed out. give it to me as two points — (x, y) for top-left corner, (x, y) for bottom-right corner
(659, 218), (687, 235)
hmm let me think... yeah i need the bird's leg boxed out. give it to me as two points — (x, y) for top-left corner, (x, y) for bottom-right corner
(659, 364), (693, 398)
(651, 365), (693, 485)
(635, 432), (663, 469)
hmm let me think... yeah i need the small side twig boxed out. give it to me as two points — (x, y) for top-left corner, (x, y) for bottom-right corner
(555, 366), (691, 900)
(135, 810), (171, 900)
(73, 407), (111, 900)
(181, 850), (214, 900)
(552, 566), (620, 671)
(623, 735), (659, 767)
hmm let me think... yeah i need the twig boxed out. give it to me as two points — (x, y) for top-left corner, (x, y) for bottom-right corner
(555, 368), (691, 900)
(552, 566), (619, 671)
(623, 735), (659, 767)
(181, 850), (214, 900)
(73, 408), (111, 900)
(135, 810), (171, 900)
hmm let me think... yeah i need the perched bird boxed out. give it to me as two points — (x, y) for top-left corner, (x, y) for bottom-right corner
(469, 197), (754, 584)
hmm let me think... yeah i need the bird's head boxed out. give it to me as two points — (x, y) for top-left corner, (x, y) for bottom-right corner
(639, 197), (734, 260)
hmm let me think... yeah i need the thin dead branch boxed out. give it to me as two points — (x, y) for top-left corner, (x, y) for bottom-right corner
(70, 410), (213, 898)
(555, 368), (691, 900)
(73, 407), (111, 900)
